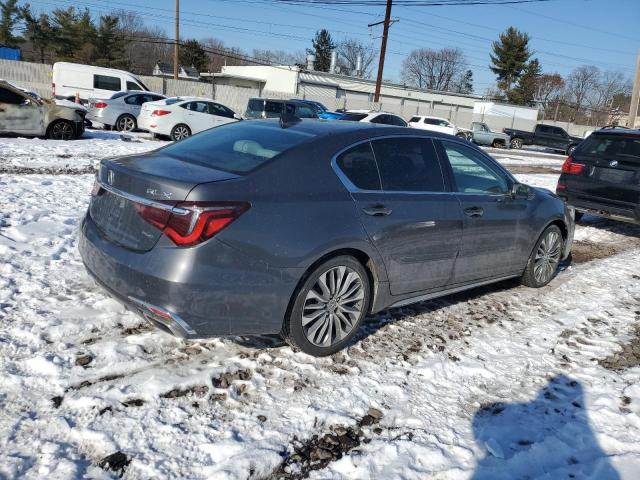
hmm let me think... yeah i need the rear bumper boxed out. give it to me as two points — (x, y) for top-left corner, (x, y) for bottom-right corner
(86, 109), (115, 126)
(78, 213), (303, 337)
(560, 194), (639, 225)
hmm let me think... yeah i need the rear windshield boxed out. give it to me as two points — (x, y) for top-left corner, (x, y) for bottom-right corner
(578, 134), (640, 161)
(110, 91), (128, 99)
(340, 113), (368, 121)
(160, 122), (316, 174)
(164, 97), (184, 105)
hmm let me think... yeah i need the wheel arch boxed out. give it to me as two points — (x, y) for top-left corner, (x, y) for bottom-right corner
(46, 118), (76, 139)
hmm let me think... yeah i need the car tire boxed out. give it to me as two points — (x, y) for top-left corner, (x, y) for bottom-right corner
(282, 255), (371, 357)
(115, 114), (137, 132)
(47, 120), (77, 140)
(510, 137), (523, 149)
(170, 124), (191, 141)
(491, 139), (505, 148)
(521, 225), (563, 288)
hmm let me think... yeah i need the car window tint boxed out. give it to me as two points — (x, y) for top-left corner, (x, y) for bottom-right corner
(0, 86), (26, 104)
(442, 140), (509, 194)
(94, 74), (121, 91)
(538, 125), (551, 133)
(369, 114), (389, 124)
(371, 137), (445, 192)
(209, 102), (231, 117)
(390, 115), (407, 127)
(409, 117), (421, 123)
(340, 113), (368, 121)
(124, 94), (139, 105)
(110, 91), (128, 99)
(160, 122), (317, 174)
(578, 135), (640, 161)
(336, 142), (381, 191)
(265, 101), (284, 115)
(182, 101), (208, 113)
(295, 105), (317, 118)
(126, 81), (142, 91)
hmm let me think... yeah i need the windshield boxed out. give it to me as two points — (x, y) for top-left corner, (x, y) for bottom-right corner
(160, 122), (317, 174)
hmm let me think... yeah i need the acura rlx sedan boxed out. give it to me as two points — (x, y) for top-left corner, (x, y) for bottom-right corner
(79, 119), (574, 356)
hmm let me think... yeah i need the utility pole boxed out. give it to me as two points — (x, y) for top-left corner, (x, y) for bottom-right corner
(629, 51), (640, 129)
(372, 0), (393, 103)
(174, 0), (179, 80)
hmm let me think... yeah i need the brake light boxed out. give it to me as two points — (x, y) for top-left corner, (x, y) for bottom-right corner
(561, 156), (585, 175)
(135, 201), (249, 247)
(151, 109), (171, 117)
(94, 102), (108, 109)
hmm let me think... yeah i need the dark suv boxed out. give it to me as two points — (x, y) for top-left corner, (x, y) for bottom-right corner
(245, 98), (318, 119)
(556, 128), (640, 224)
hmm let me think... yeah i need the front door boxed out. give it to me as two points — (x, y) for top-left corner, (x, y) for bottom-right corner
(437, 139), (529, 284)
(0, 86), (43, 135)
(183, 101), (215, 133)
(335, 137), (463, 295)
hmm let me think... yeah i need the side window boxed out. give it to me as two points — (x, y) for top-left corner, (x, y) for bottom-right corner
(371, 137), (445, 192)
(264, 101), (284, 117)
(390, 116), (407, 127)
(151, 95), (165, 102)
(209, 103), (234, 118)
(0, 86), (27, 104)
(295, 105), (316, 118)
(409, 117), (420, 123)
(182, 101), (208, 113)
(335, 142), (381, 191)
(553, 127), (567, 137)
(124, 94), (139, 105)
(94, 74), (122, 91)
(126, 81), (142, 91)
(538, 125), (551, 134)
(369, 114), (388, 124)
(441, 140), (509, 194)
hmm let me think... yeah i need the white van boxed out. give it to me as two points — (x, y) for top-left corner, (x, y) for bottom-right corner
(52, 62), (150, 104)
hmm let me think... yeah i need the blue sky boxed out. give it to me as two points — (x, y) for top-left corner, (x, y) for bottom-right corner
(29, 0), (640, 93)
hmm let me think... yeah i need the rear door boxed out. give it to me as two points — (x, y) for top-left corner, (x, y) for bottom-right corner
(337, 137), (463, 295)
(570, 134), (640, 209)
(437, 139), (528, 283)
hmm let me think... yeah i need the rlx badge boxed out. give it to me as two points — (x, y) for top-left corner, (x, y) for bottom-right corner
(146, 188), (173, 199)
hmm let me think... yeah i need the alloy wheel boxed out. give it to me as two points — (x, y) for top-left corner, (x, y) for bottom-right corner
(50, 121), (74, 140)
(534, 230), (562, 284)
(511, 138), (523, 149)
(172, 126), (190, 140)
(117, 116), (135, 131)
(302, 266), (365, 347)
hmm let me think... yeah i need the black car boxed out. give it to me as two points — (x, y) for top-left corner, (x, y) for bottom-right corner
(556, 128), (640, 224)
(245, 98), (318, 119)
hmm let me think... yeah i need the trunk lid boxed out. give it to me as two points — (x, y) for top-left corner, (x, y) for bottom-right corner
(89, 153), (239, 251)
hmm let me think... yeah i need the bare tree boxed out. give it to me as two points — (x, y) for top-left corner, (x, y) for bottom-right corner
(565, 65), (600, 121)
(401, 48), (467, 92)
(201, 37), (248, 73)
(336, 38), (376, 78)
(252, 48), (306, 66)
(536, 73), (565, 109)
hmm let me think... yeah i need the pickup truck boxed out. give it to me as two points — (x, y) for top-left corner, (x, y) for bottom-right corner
(470, 122), (510, 148)
(504, 123), (583, 155)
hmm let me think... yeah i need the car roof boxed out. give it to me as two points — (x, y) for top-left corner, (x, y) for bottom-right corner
(591, 128), (640, 137)
(121, 90), (164, 96)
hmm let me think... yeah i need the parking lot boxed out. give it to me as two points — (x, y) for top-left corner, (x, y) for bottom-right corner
(1, 130), (640, 479)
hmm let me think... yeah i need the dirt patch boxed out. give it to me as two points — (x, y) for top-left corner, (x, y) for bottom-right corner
(0, 165), (96, 175)
(161, 385), (209, 399)
(571, 240), (626, 264)
(599, 324), (640, 372)
(98, 451), (130, 478)
(506, 166), (560, 174)
(270, 408), (383, 479)
(212, 369), (252, 388)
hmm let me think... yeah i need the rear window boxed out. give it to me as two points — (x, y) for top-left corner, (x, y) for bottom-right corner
(160, 122), (316, 174)
(409, 117), (421, 123)
(340, 113), (368, 122)
(578, 135), (640, 161)
(424, 118), (447, 126)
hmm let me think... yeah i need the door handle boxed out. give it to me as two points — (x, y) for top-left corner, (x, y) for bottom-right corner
(464, 206), (484, 218)
(362, 205), (393, 216)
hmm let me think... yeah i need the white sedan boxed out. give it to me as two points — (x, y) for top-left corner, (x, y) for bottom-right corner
(138, 96), (240, 141)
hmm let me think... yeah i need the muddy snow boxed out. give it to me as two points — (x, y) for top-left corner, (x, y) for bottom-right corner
(0, 131), (639, 479)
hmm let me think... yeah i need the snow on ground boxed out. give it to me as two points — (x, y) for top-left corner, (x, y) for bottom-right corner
(0, 134), (639, 480)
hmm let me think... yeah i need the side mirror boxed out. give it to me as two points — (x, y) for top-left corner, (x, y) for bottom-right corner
(511, 182), (530, 199)
(233, 113), (243, 121)
(22, 98), (33, 106)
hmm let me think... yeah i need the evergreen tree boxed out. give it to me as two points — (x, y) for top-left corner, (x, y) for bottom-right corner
(308, 29), (335, 72)
(456, 69), (474, 94)
(179, 39), (208, 72)
(0, 0), (23, 48)
(490, 27), (532, 94)
(94, 15), (128, 69)
(51, 7), (96, 62)
(22, 10), (54, 63)
(508, 59), (541, 106)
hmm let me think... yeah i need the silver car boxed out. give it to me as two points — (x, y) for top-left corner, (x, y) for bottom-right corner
(87, 91), (166, 131)
(471, 122), (511, 148)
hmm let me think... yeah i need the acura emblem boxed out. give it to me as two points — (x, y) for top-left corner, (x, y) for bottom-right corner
(107, 169), (115, 185)
(609, 160), (618, 167)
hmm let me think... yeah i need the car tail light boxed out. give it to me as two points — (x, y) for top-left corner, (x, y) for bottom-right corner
(135, 201), (250, 247)
(94, 102), (108, 109)
(556, 182), (567, 191)
(151, 109), (171, 117)
(561, 156), (585, 175)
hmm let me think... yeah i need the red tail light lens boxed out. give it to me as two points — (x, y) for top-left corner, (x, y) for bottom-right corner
(94, 102), (108, 109)
(561, 156), (585, 174)
(151, 109), (171, 117)
(135, 201), (249, 247)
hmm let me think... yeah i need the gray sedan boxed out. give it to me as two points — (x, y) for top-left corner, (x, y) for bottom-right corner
(87, 91), (166, 131)
(79, 119), (574, 356)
